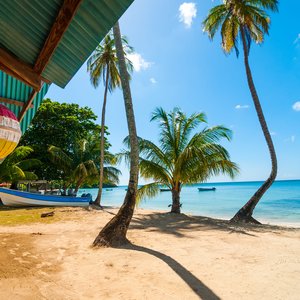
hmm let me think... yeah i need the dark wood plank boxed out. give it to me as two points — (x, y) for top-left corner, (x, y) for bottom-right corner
(0, 48), (42, 91)
(18, 90), (38, 121)
(0, 97), (34, 108)
(34, 0), (83, 74)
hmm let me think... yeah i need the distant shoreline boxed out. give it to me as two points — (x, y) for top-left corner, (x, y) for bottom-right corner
(94, 179), (300, 188)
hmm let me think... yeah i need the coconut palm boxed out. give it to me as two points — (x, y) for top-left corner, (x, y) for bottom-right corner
(87, 32), (133, 206)
(93, 22), (139, 247)
(120, 107), (238, 213)
(203, 0), (278, 223)
(48, 137), (121, 195)
(0, 146), (40, 188)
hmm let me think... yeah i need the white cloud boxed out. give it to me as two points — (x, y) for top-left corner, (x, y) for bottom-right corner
(284, 135), (296, 143)
(150, 78), (157, 84)
(179, 2), (197, 28)
(235, 104), (250, 109)
(292, 101), (300, 111)
(270, 131), (276, 136)
(293, 33), (300, 44)
(127, 53), (152, 72)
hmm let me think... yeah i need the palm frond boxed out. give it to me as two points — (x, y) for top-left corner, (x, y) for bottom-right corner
(203, 0), (277, 55)
(17, 159), (41, 170)
(6, 146), (34, 164)
(136, 182), (161, 206)
(23, 171), (39, 181)
(87, 31), (133, 91)
(0, 146), (39, 183)
(104, 166), (121, 184)
(48, 145), (72, 172)
(139, 158), (172, 184)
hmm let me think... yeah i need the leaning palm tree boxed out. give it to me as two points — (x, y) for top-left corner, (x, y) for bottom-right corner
(203, 0), (278, 223)
(0, 146), (40, 189)
(87, 32), (133, 206)
(93, 22), (140, 247)
(121, 107), (239, 213)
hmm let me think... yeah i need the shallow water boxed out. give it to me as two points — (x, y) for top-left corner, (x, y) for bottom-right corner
(79, 180), (300, 225)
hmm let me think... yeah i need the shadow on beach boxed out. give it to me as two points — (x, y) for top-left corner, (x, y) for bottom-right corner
(130, 212), (297, 238)
(123, 243), (221, 300)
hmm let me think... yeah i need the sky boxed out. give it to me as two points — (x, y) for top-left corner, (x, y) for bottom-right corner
(47, 0), (300, 185)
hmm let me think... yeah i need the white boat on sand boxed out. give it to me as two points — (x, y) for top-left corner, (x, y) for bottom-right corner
(0, 188), (91, 207)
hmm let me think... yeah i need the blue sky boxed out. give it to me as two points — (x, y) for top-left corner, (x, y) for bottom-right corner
(47, 0), (300, 185)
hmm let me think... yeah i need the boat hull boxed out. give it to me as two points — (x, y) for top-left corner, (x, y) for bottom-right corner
(0, 188), (91, 207)
(198, 187), (216, 191)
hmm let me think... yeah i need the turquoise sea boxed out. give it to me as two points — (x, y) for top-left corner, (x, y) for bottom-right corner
(79, 180), (300, 226)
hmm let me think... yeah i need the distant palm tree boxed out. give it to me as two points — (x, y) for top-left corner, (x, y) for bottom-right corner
(48, 137), (120, 195)
(93, 22), (140, 247)
(203, 0), (278, 223)
(121, 107), (238, 213)
(0, 146), (40, 189)
(87, 32), (133, 206)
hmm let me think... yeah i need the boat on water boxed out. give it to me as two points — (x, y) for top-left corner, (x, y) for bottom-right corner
(198, 187), (216, 192)
(0, 188), (92, 207)
(160, 188), (171, 192)
(106, 188), (113, 191)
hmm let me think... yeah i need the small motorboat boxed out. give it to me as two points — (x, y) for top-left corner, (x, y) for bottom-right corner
(105, 188), (113, 191)
(198, 187), (216, 192)
(0, 188), (91, 207)
(160, 188), (171, 192)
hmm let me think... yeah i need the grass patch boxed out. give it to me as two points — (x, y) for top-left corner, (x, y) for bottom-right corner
(0, 206), (85, 226)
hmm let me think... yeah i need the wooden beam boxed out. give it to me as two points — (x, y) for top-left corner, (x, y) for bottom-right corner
(41, 76), (52, 84)
(0, 97), (34, 108)
(0, 0), (81, 92)
(34, 0), (83, 74)
(18, 90), (38, 122)
(0, 48), (42, 91)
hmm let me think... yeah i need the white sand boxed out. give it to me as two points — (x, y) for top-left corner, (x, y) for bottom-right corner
(0, 207), (299, 299)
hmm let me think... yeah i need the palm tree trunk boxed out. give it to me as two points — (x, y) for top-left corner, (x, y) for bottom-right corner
(230, 27), (277, 224)
(94, 66), (110, 207)
(61, 183), (67, 196)
(171, 189), (181, 213)
(93, 22), (139, 247)
(74, 178), (83, 195)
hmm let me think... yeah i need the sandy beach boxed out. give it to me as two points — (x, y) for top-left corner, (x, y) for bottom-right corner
(0, 207), (299, 300)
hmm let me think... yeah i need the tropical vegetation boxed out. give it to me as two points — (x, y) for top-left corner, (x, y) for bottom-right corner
(20, 99), (103, 182)
(203, 0), (278, 223)
(121, 107), (239, 213)
(87, 32), (133, 206)
(0, 146), (40, 189)
(18, 99), (120, 193)
(48, 136), (120, 195)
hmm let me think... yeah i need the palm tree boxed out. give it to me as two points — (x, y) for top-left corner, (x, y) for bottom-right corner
(87, 32), (133, 207)
(0, 146), (40, 189)
(203, 0), (278, 223)
(48, 137), (121, 195)
(121, 107), (238, 213)
(93, 22), (140, 247)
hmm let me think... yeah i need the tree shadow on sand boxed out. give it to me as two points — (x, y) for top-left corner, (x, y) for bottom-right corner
(123, 243), (221, 300)
(130, 212), (295, 238)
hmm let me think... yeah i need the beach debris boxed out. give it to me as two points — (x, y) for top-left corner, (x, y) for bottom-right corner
(41, 212), (55, 218)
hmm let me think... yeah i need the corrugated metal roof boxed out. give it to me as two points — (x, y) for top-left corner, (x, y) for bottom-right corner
(0, 71), (49, 133)
(0, 0), (134, 88)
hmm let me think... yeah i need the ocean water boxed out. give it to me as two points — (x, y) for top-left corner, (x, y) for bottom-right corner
(79, 180), (300, 226)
